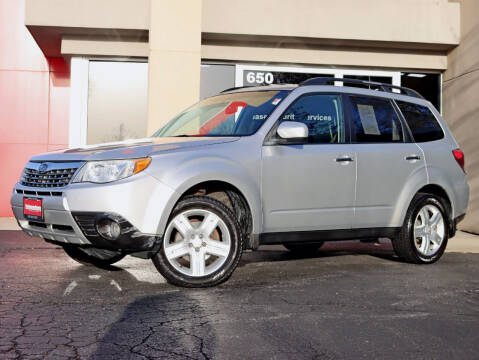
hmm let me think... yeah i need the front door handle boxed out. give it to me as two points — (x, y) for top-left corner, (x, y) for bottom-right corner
(336, 156), (354, 163)
(405, 155), (421, 161)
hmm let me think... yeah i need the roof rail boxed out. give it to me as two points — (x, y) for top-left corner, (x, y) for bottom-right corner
(299, 77), (424, 99)
(220, 85), (254, 93)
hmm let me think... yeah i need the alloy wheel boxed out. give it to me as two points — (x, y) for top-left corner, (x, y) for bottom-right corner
(163, 209), (231, 277)
(413, 204), (445, 257)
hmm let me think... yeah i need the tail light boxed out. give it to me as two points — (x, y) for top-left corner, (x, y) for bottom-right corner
(452, 149), (465, 172)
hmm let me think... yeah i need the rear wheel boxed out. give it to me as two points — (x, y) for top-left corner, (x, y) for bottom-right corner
(152, 195), (243, 287)
(62, 245), (125, 268)
(283, 242), (324, 255)
(392, 194), (449, 264)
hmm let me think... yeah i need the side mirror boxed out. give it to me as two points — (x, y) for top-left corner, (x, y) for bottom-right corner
(277, 121), (308, 140)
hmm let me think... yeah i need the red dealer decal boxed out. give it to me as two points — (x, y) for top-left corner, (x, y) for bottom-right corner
(23, 198), (43, 219)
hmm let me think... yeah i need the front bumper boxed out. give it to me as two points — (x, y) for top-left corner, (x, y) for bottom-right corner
(11, 172), (175, 253)
(12, 191), (89, 245)
(11, 198), (158, 253)
(71, 211), (159, 252)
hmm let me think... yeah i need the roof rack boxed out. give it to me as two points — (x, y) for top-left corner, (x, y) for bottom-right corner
(220, 85), (254, 93)
(220, 83), (296, 93)
(299, 77), (424, 99)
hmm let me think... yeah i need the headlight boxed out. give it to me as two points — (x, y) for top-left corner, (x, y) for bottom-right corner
(73, 158), (151, 184)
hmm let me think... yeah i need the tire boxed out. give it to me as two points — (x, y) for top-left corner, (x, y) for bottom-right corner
(284, 242), (324, 254)
(392, 193), (449, 264)
(152, 195), (243, 287)
(62, 245), (125, 268)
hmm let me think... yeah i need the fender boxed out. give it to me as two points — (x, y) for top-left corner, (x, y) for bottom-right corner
(390, 165), (428, 227)
(392, 165), (457, 228)
(425, 166), (459, 218)
(147, 154), (262, 237)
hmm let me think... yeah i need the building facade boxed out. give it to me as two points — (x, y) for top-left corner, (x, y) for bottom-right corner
(0, 0), (70, 221)
(0, 0), (477, 234)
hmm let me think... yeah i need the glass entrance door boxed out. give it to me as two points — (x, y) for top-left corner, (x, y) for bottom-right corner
(87, 61), (148, 145)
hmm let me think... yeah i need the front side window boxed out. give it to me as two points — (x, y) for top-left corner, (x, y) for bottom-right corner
(396, 101), (444, 142)
(279, 94), (344, 143)
(153, 90), (290, 137)
(350, 96), (403, 143)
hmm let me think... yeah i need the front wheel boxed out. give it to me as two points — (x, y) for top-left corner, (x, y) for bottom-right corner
(62, 245), (125, 268)
(392, 194), (449, 264)
(152, 195), (243, 287)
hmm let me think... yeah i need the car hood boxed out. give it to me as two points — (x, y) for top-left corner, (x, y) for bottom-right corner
(29, 137), (240, 162)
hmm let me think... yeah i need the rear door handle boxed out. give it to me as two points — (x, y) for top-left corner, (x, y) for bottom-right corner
(405, 155), (421, 161)
(336, 156), (354, 163)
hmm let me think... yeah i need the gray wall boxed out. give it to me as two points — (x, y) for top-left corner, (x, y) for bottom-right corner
(200, 64), (235, 100)
(444, 0), (479, 234)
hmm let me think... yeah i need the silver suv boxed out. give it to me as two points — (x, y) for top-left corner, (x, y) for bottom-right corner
(11, 78), (469, 287)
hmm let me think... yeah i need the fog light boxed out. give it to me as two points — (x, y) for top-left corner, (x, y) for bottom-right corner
(96, 218), (121, 240)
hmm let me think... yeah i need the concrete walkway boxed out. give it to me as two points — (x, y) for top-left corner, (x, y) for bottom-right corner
(1, 216), (477, 252)
(0, 217), (19, 230)
(446, 230), (479, 253)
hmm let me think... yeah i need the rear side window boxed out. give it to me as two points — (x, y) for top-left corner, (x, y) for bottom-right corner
(349, 96), (403, 143)
(396, 101), (444, 142)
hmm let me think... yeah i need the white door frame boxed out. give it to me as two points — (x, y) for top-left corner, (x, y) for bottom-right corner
(235, 64), (401, 88)
(69, 57), (90, 148)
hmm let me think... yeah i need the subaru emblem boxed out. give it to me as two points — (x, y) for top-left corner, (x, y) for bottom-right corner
(38, 163), (48, 173)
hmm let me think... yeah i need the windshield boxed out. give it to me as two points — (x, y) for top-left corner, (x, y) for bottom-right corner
(153, 90), (290, 137)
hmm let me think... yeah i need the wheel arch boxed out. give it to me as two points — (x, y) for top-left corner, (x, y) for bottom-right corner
(179, 180), (254, 236)
(415, 184), (452, 218)
(155, 175), (261, 240)
(414, 184), (456, 238)
(391, 164), (455, 229)
(396, 182), (454, 230)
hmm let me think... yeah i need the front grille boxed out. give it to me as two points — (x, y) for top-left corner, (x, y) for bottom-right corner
(51, 224), (74, 232)
(27, 221), (74, 232)
(74, 215), (99, 238)
(28, 221), (47, 228)
(16, 189), (63, 196)
(21, 167), (78, 188)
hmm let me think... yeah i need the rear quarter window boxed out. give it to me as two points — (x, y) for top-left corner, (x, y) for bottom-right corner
(396, 101), (444, 142)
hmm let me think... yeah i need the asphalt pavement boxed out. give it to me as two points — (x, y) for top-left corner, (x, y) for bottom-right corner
(0, 230), (478, 359)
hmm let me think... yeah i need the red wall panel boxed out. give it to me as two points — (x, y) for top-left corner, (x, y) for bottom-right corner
(0, 0), (48, 72)
(0, 0), (70, 216)
(48, 71), (70, 147)
(0, 143), (48, 215)
(0, 70), (50, 144)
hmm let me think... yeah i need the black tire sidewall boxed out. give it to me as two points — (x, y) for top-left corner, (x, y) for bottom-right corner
(153, 196), (243, 287)
(406, 195), (449, 263)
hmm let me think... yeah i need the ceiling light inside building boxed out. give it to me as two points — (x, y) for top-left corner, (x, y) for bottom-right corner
(407, 73), (427, 78)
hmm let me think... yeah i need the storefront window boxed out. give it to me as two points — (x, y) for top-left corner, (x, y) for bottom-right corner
(87, 61), (148, 144)
(401, 73), (441, 111)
